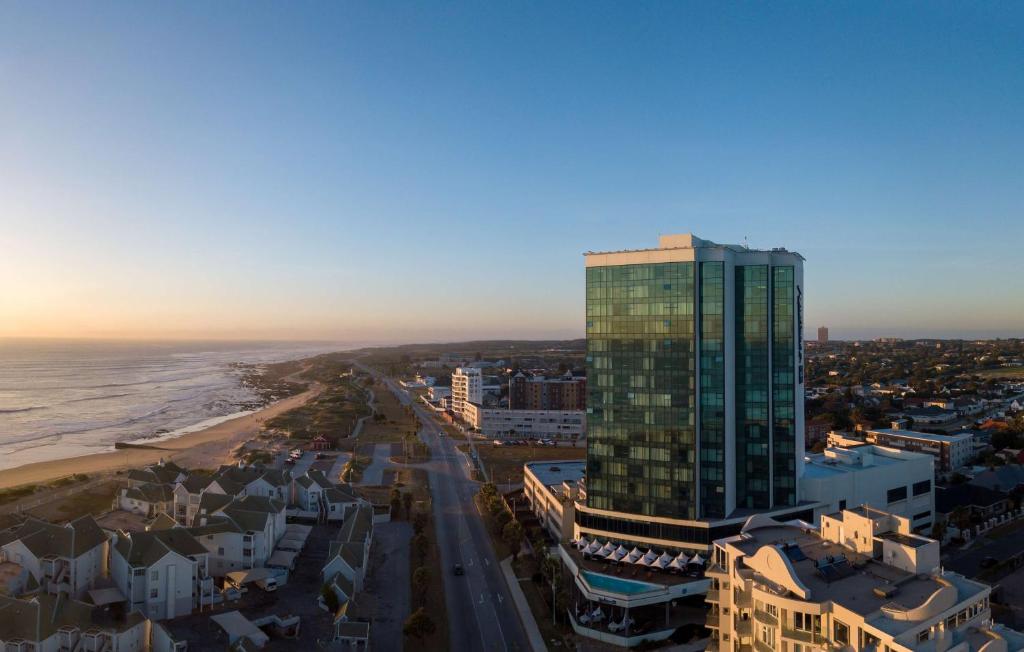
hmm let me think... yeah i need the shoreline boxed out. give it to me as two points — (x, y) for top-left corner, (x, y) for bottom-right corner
(0, 382), (322, 490)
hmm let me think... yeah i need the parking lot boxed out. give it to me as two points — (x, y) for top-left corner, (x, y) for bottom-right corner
(161, 521), (342, 650)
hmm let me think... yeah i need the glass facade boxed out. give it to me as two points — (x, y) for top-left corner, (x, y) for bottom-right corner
(698, 262), (726, 519)
(772, 266), (797, 506)
(735, 265), (770, 510)
(585, 262), (697, 519)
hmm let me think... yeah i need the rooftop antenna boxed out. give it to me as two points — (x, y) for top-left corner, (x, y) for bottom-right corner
(743, 236), (749, 250)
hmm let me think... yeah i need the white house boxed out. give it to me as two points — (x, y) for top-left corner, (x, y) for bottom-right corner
(322, 504), (373, 594)
(0, 516), (109, 599)
(110, 528), (214, 620)
(117, 482), (174, 518)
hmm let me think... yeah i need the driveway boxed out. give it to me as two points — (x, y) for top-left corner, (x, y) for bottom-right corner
(359, 443), (392, 486)
(358, 520), (413, 650)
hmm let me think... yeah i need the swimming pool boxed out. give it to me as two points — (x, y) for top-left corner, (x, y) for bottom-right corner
(580, 569), (663, 595)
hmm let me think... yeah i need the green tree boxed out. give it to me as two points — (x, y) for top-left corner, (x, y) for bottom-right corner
(412, 510), (428, 534)
(403, 491), (414, 518)
(502, 520), (525, 560)
(390, 488), (402, 518)
(403, 608), (437, 640)
(412, 566), (431, 605)
(412, 532), (429, 564)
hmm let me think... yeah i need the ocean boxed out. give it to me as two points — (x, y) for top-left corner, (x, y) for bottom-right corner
(0, 339), (346, 472)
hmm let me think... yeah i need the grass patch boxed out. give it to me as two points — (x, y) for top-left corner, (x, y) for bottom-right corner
(0, 485), (38, 505)
(27, 480), (124, 521)
(459, 443), (585, 486)
(403, 467), (449, 650)
(266, 378), (369, 443)
(359, 384), (418, 444)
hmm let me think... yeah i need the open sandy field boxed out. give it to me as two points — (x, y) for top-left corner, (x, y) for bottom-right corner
(0, 383), (322, 490)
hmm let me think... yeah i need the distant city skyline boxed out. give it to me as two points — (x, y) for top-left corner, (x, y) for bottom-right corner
(2, 3), (1022, 342)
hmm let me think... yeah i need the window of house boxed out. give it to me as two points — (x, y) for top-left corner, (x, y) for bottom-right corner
(150, 570), (159, 581)
(834, 620), (849, 645)
(918, 630), (930, 643)
(913, 480), (931, 496)
(887, 486), (908, 503)
(150, 588), (158, 599)
(218, 547), (225, 556)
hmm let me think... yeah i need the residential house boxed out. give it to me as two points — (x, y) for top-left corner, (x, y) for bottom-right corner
(935, 484), (1011, 527)
(110, 528), (214, 620)
(0, 593), (149, 652)
(117, 482), (174, 518)
(126, 460), (186, 489)
(0, 516), (108, 599)
(322, 504), (373, 595)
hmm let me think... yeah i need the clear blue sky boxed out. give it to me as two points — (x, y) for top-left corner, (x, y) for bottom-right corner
(1, 2), (1021, 342)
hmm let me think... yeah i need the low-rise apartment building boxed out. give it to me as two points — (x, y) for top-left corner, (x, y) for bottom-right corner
(509, 372), (586, 411)
(451, 367), (483, 420)
(464, 403), (585, 440)
(706, 506), (1024, 651)
(111, 528), (215, 620)
(0, 593), (149, 652)
(523, 461), (586, 541)
(829, 423), (974, 472)
(0, 516), (109, 599)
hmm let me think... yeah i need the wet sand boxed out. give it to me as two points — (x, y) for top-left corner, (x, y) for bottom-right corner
(0, 383), (321, 490)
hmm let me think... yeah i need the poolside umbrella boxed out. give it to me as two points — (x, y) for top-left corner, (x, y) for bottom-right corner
(668, 553), (687, 572)
(636, 550), (659, 566)
(625, 547), (644, 564)
(690, 552), (705, 566)
(575, 537), (590, 550)
(583, 540), (602, 555)
(655, 551), (674, 569)
(596, 541), (616, 558)
(610, 544), (629, 562)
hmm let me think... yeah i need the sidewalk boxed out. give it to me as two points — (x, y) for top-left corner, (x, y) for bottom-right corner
(500, 557), (548, 652)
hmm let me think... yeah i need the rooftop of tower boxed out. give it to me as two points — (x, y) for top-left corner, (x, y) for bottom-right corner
(584, 233), (804, 259)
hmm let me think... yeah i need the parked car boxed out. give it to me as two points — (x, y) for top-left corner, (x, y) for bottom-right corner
(453, 563), (465, 576)
(255, 577), (278, 592)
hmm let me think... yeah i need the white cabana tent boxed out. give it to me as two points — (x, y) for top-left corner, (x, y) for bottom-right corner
(668, 553), (687, 572)
(610, 544), (629, 562)
(635, 549), (659, 566)
(654, 551), (674, 569)
(689, 552), (705, 566)
(583, 540), (602, 555)
(625, 546), (644, 564)
(575, 537), (590, 550)
(595, 541), (616, 558)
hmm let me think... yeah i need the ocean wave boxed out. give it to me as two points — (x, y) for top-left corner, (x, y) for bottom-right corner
(0, 406), (45, 414)
(65, 392), (134, 404)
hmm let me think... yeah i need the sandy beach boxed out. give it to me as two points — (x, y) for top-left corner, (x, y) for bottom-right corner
(0, 383), (322, 490)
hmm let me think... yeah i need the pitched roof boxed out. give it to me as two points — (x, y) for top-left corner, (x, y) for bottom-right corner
(936, 484), (1009, 514)
(178, 474), (216, 493)
(124, 482), (174, 504)
(149, 513), (179, 531)
(0, 593), (145, 641)
(113, 529), (208, 567)
(0, 516), (107, 560)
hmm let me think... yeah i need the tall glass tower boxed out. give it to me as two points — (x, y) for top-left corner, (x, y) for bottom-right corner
(581, 234), (804, 544)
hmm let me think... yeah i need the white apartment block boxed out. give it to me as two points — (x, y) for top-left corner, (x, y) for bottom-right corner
(452, 366), (483, 420)
(111, 528), (215, 620)
(801, 444), (935, 532)
(524, 461), (586, 541)
(463, 402), (585, 440)
(707, 506), (1024, 652)
(830, 423), (975, 473)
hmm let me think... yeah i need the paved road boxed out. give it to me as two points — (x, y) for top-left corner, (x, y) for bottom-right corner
(359, 443), (392, 486)
(358, 365), (530, 652)
(363, 520), (413, 651)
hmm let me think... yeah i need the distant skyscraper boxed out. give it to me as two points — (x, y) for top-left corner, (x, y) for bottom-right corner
(581, 234), (806, 545)
(818, 325), (829, 343)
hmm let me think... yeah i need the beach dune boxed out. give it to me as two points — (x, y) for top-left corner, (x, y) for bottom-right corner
(0, 383), (321, 490)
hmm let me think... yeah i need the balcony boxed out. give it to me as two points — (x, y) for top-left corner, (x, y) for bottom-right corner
(706, 614), (720, 629)
(753, 609), (777, 626)
(782, 627), (822, 645)
(735, 619), (752, 639)
(754, 639), (775, 652)
(706, 589), (720, 602)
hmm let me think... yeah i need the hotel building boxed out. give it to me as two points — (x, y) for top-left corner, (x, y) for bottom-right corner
(707, 506), (1024, 652)
(451, 367), (482, 421)
(579, 234), (809, 550)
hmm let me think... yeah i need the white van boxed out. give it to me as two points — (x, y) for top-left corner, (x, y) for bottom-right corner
(255, 577), (278, 592)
